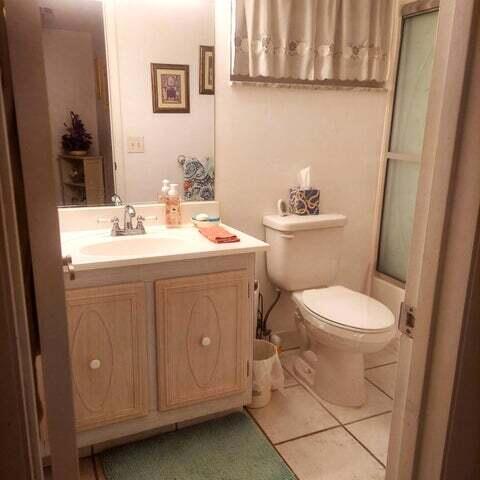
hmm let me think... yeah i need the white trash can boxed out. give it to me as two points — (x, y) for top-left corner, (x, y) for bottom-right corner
(249, 339), (285, 409)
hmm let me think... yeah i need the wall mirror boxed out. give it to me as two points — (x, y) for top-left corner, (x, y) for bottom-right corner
(40, 0), (215, 207)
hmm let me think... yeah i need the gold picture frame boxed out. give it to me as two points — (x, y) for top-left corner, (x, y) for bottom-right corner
(199, 46), (214, 95)
(151, 63), (190, 113)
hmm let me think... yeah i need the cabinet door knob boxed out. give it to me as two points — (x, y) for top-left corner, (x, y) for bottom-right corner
(89, 359), (101, 370)
(201, 337), (211, 347)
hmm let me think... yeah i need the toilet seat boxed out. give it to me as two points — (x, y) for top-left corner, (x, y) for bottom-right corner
(300, 286), (395, 333)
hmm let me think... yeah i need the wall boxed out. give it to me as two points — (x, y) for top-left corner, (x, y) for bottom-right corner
(91, 5), (115, 202)
(42, 29), (99, 202)
(215, 0), (389, 333)
(42, 29), (99, 156)
(113, 0), (215, 202)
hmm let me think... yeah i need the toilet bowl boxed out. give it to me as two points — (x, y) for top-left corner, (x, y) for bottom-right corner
(292, 286), (395, 407)
(262, 213), (397, 407)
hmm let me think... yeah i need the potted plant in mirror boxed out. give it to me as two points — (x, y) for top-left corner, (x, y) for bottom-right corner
(62, 111), (92, 156)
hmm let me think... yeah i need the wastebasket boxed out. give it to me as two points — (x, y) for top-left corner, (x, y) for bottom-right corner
(249, 339), (284, 409)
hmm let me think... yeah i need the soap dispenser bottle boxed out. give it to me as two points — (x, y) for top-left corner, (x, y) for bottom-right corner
(159, 179), (170, 203)
(165, 183), (181, 227)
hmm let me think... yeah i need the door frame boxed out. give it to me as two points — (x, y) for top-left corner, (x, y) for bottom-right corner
(3, 0), (80, 478)
(386, 0), (477, 478)
(418, 5), (480, 477)
(0, 48), (43, 480)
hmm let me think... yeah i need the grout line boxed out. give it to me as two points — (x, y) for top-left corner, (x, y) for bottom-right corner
(365, 360), (398, 371)
(365, 377), (394, 400)
(343, 410), (393, 427)
(285, 363), (391, 470)
(244, 408), (299, 480)
(342, 426), (387, 468)
(90, 446), (99, 480)
(284, 374), (343, 423)
(274, 424), (343, 446)
(281, 346), (301, 353)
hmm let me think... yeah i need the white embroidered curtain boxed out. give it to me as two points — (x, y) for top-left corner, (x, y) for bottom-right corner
(232, 0), (393, 84)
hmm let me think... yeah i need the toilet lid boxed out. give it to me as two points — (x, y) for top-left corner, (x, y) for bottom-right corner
(302, 286), (395, 332)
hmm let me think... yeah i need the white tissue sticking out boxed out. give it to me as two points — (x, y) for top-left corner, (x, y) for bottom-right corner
(297, 167), (311, 189)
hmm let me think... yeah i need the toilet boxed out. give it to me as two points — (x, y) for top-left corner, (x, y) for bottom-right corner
(263, 214), (395, 407)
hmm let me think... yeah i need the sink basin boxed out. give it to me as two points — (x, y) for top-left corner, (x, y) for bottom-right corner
(80, 236), (188, 258)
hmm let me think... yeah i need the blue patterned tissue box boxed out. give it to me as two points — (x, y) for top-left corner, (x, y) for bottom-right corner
(289, 188), (320, 215)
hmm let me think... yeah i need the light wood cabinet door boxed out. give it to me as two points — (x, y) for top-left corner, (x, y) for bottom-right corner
(66, 283), (148, 431)
(156, 271), (250, 410)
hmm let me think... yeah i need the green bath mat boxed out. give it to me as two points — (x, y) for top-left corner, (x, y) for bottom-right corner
(100, 412), (296, 480)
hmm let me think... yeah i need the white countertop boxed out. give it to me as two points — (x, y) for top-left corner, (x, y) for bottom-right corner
(61, 224), (269, 272)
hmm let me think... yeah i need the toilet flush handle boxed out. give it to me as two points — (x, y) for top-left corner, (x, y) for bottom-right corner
(280, 233), (295, 239)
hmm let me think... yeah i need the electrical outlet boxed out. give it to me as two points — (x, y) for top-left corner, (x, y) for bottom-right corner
(127, 136), (144, 153)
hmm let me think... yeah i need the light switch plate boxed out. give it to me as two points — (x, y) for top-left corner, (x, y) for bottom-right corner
(127, 136), (144, 153)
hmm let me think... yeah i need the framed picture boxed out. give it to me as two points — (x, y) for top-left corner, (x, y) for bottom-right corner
(199, 46), (215, 95)
(151, 63), (190, 113)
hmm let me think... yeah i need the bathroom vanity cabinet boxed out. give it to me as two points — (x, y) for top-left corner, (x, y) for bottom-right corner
(42, 252), (257, 451)
(156, 271), (249, 411)
(66, 283), (148, 431)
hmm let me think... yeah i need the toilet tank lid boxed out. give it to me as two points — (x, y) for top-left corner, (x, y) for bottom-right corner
(263, 213), (347, 232)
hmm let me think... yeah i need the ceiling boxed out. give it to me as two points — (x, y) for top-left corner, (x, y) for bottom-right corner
(39, 0), (103, 32)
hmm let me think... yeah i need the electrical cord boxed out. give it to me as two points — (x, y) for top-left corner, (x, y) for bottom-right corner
(258, 288), (281, 339)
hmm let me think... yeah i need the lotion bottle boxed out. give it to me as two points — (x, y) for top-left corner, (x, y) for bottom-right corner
(165, 183), (181, 227)
(158, 179), (170, 203)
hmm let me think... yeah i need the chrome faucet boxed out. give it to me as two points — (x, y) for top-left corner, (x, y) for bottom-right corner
(111, 204), (146, 236)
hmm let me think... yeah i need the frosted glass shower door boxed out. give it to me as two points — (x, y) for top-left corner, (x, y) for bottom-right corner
(377, 9), (439, 282)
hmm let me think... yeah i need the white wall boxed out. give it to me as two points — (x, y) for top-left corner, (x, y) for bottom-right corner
(91, 7), (115, 201)
(113, 0), (215, 202)
(215, 0), (389, 332)
(43, 29), (100, 202)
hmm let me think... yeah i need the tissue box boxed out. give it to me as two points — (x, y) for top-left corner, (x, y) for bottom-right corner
(289, 188), (320, 215)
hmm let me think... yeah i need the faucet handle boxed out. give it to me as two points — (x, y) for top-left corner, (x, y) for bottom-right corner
(111, 216), (121, 235)
(136, 216), (146, 234)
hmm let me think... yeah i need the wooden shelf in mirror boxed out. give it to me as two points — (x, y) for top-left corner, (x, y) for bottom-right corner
(58, 154), (105, 206)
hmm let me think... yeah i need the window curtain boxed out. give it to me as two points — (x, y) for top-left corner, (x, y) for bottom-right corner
(232, 0), (393, 84)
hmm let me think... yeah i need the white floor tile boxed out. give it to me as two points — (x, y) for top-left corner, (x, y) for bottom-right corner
(318, 382), (393, 425)
(248, 386), (338, 444)
(365, 339), (399, 369)
(277, 427), (385, 480)
(346, 413), (392, 466)
(283, 367), (299, 388)
(280, 348), (301, 377)
(44, 458), (96, 480)
(366, 364), (397, 399)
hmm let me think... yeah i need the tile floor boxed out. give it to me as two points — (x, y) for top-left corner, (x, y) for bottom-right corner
(43, 457), (98, 480)
(248, 338), (399, 480)
(44, 338), (399, 480)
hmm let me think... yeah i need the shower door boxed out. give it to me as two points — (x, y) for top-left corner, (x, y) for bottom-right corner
(376, 7), (439, 284)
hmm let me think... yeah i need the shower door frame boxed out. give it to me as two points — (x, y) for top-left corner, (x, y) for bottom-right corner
(385, 0), (478, 479)
(373, 0), (440, 287)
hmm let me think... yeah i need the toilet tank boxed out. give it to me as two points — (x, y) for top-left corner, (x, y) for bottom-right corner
(263, 214), (347, 291)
